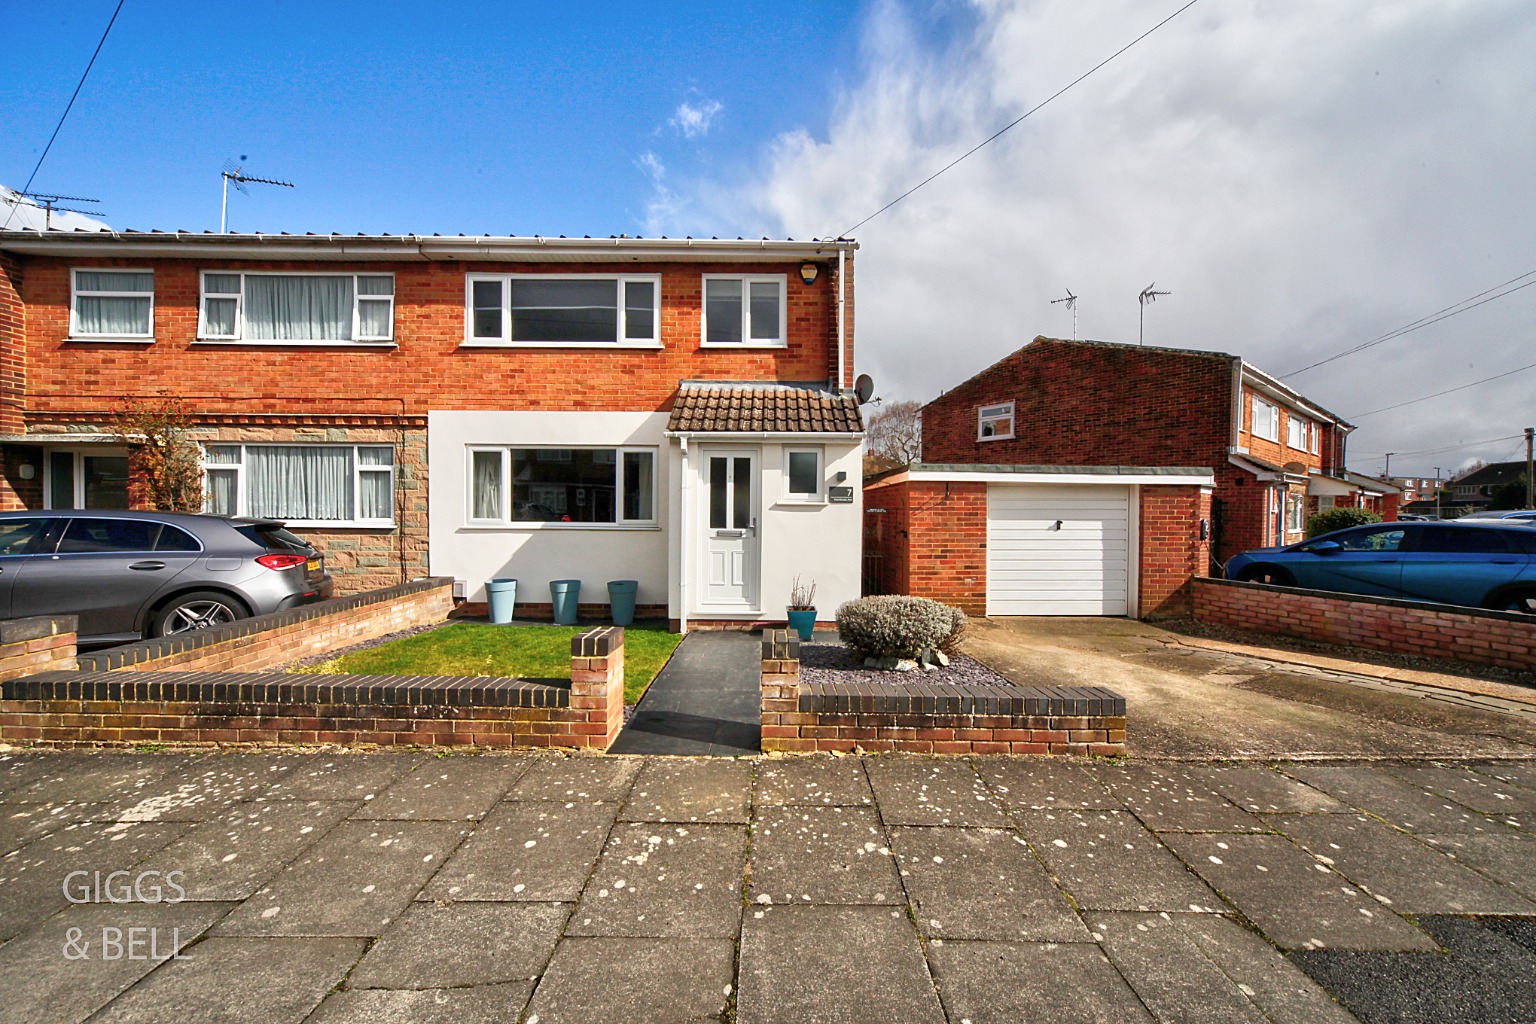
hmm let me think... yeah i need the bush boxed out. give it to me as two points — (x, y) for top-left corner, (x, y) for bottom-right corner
(836, 595), (967, 659)
(1305, 506), (1381, 538)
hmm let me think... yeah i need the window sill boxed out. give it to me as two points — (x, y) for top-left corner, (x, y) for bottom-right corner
(699, 341), (788, 350)
(459, 522), (661, 532)
(776, 498), (828, 508)
(191, 339), (398, 348)
(277, 521), (397, 530)
(64, 337), (156, 345)
(977, 434), (1014, 442)
(458, 341), (663, 350)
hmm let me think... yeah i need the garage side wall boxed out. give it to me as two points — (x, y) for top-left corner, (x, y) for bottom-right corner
(864, 480), (988, 615)
(1138, 485), (1211, 617)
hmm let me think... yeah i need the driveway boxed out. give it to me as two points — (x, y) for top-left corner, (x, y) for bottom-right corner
(965, 617), (1536, 760)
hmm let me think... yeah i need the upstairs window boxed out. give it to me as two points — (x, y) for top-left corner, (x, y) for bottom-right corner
(1310, 423), (1321, 454)
(978, 402), (1015, 440)
(702, 275), (785, 346)
(465, 275), (659, 345)
(1286, 415), (1308, 451)
(199, 272), (394, 343)
(1251, 395), (1279, 442)
(71, 270), (154, 338)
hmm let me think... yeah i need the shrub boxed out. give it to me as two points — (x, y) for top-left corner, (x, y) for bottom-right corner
(1305, 506), (1382, 538)
(836, 595), (967, 659)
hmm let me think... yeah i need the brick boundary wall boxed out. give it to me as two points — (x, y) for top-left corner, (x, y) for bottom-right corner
(1193, 577), (1536, 672)
(77, 577), (456, 675)
(0, 616), (80, 681)
(1, 626), (626, 751)
(759, 630), (1127, 755)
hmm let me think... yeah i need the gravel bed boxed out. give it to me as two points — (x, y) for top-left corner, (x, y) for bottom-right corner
(285, 621), (452, 671)
(797, 640), (1013, 688)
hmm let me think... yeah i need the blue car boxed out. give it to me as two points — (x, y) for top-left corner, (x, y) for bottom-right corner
(1224, 520), (1536, 613)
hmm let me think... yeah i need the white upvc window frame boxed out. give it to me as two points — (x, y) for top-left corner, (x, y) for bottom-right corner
(461, 272), (662, 348)
(977, 402), (1015, 441)
(196, 271), (396, 344)
(1251, 395), (1279, 442)
(1309, 422), (1321, 455)
(700, 274), (788, 348)
(69, 268), (155, 341)
(201, 443), (396, 528)
(1286, 414), (1308, 452)
(1286, 492), (1305, 533)
(463, 444), (660, 529)
(782, 446), (825, 504)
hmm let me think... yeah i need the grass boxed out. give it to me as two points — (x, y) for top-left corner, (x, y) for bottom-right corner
(293, 623), (683, 705)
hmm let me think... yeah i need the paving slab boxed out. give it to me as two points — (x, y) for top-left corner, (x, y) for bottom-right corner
(1093, 763), (1270, 832)
(1417, 831), (1536, 902)
(749, 805), (900, 905)
(566, 821), (746, 937)
(262, 753), (423, 801)
(754, 756), (874, 806)
(1012, 808), (1224, 912)
(1272, 812), (1536, 914)
(419, 800), (616, 902)
(889, 825), (1088, 941)
(133, 798), (356, 901)
(505, 754), (640, 802)
(0, 752), (51, 798)
(0, 801), (117, 855)
(112, 756), (305, 822)
(0, 753), (201, 807)
(350, 756), (530, 821)
(87, 936), (366, 1024)
(525, 936), (735, 1024)
(0, 899), (230, 1024)
(618, 758), (752, 823)
(1283, 765), (1518, 835)
(863, 759), (1009, 827)
(1469, 759), (1536, 790)
(1381, 761), (1536, 826)
(927, 939), (1154, 1024)
(1291, 915), (1536, 1024)
(304, 984), (533, 1024)
(1086, 912), (1362, 1024)
(214, 820), (468, 937)
(348, 901), (568, 988)
(1194, 764), (1346, 814)
(738, 904), (945, 1024)
(1160, 833), (1436, 951)
(973, 758), (1120, 810)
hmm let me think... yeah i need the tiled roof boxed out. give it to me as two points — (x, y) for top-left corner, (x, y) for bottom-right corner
(667, 383), (864, 434)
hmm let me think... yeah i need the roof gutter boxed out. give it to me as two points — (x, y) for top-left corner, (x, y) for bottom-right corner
(664, 431), (864, 442)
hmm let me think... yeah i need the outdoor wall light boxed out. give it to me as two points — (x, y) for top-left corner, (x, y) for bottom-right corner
(17, 464), (34, 480)
(799, 262), (820, 286)
(834, 470), (847, 483)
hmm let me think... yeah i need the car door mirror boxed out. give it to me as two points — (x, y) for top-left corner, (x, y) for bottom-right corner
(1309, 540), (1341, 555)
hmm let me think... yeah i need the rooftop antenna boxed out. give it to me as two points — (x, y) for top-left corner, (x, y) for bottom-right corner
(1137, 282), (1170, 345)
(13, 192), (104, 230)
(1050, 288), (1078, 340)
(220, 158), (294, 233)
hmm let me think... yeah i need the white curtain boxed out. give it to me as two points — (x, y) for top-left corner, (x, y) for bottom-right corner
(204, 468), (238, 516)
(472, 451), (502, 519)
(357, 447), (393, 520)
(247, 446), (352, 520)
(75, 271), (153, 335)
(244, 275), (352, 340)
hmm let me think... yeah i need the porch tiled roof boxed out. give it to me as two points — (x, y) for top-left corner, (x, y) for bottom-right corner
(667, 383), (864, 434)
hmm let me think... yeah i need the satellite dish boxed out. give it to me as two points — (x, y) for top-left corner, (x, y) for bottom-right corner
(1283, 461), (1307, 474)
(854, 373), (876, 405)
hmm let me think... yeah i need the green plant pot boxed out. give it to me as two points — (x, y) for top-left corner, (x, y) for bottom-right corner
(786, 608), (817, 641)
(549, 579), (582, 625)
(607, 580), (639, 626)
(485, 578), (517, 624)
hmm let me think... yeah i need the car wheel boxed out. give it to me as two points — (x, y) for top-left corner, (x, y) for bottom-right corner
(1235, 565), (1294, 586)
(151, 591), (250, 637)
(1491, 588), (1536, 614)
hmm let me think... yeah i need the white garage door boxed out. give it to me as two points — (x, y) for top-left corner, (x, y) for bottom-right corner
(987, 484), (1131, 615)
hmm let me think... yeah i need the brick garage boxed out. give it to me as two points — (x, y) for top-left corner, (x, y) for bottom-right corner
(866, 466), (1213, 618)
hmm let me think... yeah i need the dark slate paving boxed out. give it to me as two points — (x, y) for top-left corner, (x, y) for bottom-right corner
(864, 759), (1009, 827)
(928, 940), (1155, 1024)
(754, 756), (874, 806)
(1290, 916), (1536, 1024)
(1272, 812), (1536, 914)
(610, 630), (761, 755)
(304, 984), (533, 1024)
(350, 755), (530, 821)
(419, 800), (616, 902)
(0, 752), (202, 808)
(974, 758), (1120, 810)
(214, 820), (469, 937)
(0, 801), (117, 855)
(1093, 763), (1270, 832)
(738, 904), (946, 1024)
(1196, 764), (1346, 814)
(525, 937), (735, 1024)
(262, 753), (423, 801)
(1381, 761), (1536, 827)
(1161, 833), (1437, 951)
(348, 901), (569, 989)
(1417, 831), (1536, 902)
(566, 822), (747, 937)
(0, 751), (51, 799)
(749, 806), (901, 905)
(87, 936), (366, 1024)
(618, 757), (752, 823)
(889, 825), (1088, 941)
(506, 754), (640, 802)
(1012, 808), (1225, 912)
(1285, 765), (1519, 835)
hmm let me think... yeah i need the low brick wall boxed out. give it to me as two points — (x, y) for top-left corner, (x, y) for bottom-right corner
(1193, 577), (1536, 672)
(760, 631), (1127, 755)
(0, 616), (79, 681)
(78, 577), (456, 674)
(1, 626), (627, 751)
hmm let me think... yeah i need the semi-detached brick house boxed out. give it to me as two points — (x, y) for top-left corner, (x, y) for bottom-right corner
(0, 230), (863, 633)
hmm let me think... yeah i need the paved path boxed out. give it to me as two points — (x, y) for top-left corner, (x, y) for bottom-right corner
(610, 631), (761, 756)
(3, 749), (1536, 1023)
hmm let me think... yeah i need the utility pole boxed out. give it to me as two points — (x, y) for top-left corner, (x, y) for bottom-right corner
(1434, 467), (1442, 520)
(1525, 426), (1534, 508)
(1384, 452), (1395, 477)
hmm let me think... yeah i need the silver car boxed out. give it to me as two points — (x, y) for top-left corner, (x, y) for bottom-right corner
(0, 510), (335, 645)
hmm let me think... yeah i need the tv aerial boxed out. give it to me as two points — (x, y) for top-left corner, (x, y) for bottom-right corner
(220, 158), (294, 232)
(10, 192), (105, 230)
(1137, 282), (1170, 345)
(1050, 288), (1077, 340)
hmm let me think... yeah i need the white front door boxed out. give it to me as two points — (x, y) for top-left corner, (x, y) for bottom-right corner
(702, 450), (759, 608)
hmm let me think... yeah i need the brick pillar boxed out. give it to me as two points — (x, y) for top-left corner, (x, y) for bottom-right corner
(566, 626), (625, 751)
(0, 615), (78, 681)
(759, 629), (804, 752)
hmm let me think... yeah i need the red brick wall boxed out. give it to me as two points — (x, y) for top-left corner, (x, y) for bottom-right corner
(863, 478), (911, 596)
(1237, 385), (1323, 474)
(897, 481), (988, 615)
(1138, 486), (1211, 617)
(0, 253), (23, 434)
(0, 616), (78, 681)
(1193, 578), (1536, 671)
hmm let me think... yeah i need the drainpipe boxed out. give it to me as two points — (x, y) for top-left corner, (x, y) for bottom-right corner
(836, 247), (846, 392)
(678, 436), (689, 636)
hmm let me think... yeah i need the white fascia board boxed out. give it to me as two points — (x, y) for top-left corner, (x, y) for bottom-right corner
(665, 431), (864, 442)
(1239, 363), (1353, 429)
(903, 469), (1216, 487)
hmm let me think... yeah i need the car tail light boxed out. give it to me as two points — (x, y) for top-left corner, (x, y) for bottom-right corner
(256, 553), (308, 571)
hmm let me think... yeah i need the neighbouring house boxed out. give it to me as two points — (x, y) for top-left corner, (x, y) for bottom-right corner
(1447, 461), (1531, 513)
(0, 230), (863, 630)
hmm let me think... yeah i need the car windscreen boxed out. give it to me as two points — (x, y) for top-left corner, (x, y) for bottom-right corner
(235, 522), (314, 554)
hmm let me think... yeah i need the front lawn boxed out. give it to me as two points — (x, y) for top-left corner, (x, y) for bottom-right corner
(293, 623), (682, 705)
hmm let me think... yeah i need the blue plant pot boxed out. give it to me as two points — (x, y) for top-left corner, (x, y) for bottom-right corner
(485, 578), (517, 624)
(607, 580), (639, 626)
(549, 579), (582, 625)
(786, 608), (817, 641)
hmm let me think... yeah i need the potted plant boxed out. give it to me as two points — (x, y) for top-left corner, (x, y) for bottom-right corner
(786, 575), (817, 641)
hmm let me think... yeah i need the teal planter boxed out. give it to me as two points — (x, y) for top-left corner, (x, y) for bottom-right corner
(549, 579), (582, 625)
(786, 608), (817, 641)
(486, 578), (517, 624)
(607, 580), (639, 626)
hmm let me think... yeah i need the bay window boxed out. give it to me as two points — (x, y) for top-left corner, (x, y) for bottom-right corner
(464, 274), (660, 345)
(467, 446), (656, 526)
(71, 270), (154, 339)
(203, 444), (395, 525)
(199, 272), (395, 342)
(702, 275), (785, 345)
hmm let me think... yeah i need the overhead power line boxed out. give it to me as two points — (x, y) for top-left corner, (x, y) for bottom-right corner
(1353, 433), (1524, 460)
(1349, 357), (1536, 419)
(836, 0), (1202, 239)
(1, 0), (126, 231)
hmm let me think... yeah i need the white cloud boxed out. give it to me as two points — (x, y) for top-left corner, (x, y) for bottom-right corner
(670, 98), (723, 139)
(647, 0), (1536, 477)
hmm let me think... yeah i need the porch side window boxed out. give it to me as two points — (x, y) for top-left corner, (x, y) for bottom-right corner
(978, 402), (1014, 440)
(464, 275), (659, 345)
(202, 444), (394, 525)
(72, 270), (154, 338)
(702, 275), (785, 345)
(784, 448), (823, 501)
(198, 272), (394, 342)
(467, 446), (656, 525)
